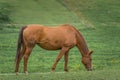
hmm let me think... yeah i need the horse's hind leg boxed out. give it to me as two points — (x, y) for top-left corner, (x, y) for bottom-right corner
(23, 46), (34, 75)
(52, 47), (69, 72)
(15, 44), (26, 75)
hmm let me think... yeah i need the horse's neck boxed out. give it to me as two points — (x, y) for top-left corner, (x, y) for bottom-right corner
(76, 36), (89, 57)
(73, 26), (89, 57)
(77, 43), (89, 57)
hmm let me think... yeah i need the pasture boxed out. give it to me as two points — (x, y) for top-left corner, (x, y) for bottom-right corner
(0, 0), (120, 79)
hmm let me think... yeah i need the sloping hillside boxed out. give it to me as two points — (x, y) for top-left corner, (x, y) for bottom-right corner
(0, 0), (80, 25)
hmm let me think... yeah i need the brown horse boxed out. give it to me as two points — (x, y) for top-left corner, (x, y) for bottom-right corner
(15, 24), (93, 75)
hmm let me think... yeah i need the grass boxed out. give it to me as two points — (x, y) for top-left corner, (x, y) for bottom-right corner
(0, 70), (120, 80)
(0, 0), (120, 79)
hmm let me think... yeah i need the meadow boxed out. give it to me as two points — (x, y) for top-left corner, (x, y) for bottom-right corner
(0, 0), (120, 80)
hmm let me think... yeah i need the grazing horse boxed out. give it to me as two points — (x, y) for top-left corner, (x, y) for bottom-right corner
(15, 24), (93, 75)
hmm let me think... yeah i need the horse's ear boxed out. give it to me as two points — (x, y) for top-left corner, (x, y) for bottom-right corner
(89, 50), (93, 55)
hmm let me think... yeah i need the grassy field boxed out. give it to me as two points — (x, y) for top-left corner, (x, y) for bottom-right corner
(0, 0), (120, 79)
(0, 70), (120, 80)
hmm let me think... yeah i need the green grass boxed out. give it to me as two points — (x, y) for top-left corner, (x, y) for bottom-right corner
(9, 0), (80, 25)
(0, 70), (120, 80)
(0, 0), (120, 79)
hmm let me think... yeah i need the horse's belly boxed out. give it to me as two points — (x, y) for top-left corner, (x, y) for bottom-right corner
(37, 43), (61, 50)
(37, 40), (62, 50)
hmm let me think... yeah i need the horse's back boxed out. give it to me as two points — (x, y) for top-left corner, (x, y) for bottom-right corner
(23, 24), (77, 50)
(23, 24), (76, 36)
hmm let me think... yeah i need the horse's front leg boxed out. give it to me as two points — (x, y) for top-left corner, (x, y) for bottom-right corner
(64, 50), (69, 72)
(51, 47), (69, 72)
(23, 47), (33, 75)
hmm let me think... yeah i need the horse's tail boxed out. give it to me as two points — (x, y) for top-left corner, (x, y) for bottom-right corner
(15, 26), (27, 62)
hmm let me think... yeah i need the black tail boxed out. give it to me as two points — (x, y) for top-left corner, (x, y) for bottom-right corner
(15, 26), (27, 62)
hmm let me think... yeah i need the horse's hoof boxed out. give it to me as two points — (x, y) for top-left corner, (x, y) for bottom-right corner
(51, 70), (55, 73)
(16, 72), (19, 75)
(51, 68), (55, 72)
(25, 71), (29, 75)
(64, 69), (69, 72)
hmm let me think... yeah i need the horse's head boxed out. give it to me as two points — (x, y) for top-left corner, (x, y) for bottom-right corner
(82, 51), (93, 71)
